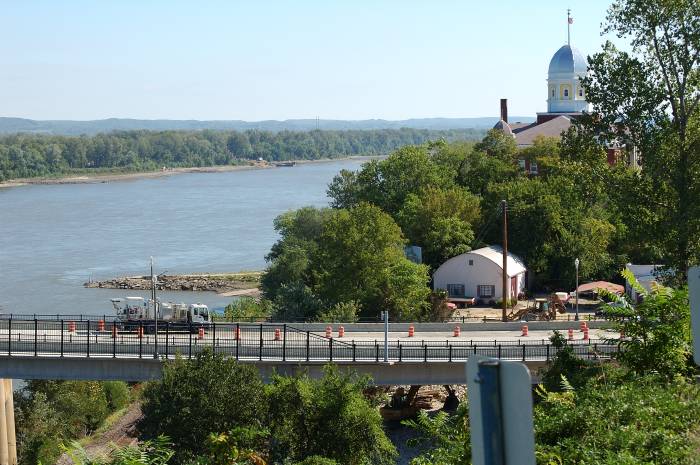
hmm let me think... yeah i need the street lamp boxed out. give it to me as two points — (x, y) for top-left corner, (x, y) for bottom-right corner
(574, 258), (580, 321)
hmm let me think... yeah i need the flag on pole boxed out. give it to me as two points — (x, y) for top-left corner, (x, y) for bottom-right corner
(568, 16), (573, 24)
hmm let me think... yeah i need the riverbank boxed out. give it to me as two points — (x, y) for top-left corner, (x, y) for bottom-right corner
(85, 272), (262, 297)
(0, 155), (381, 189)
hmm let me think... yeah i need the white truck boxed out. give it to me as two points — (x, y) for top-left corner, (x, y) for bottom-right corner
(111, 297), (211, 332)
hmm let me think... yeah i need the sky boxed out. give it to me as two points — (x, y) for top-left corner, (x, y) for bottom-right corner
(0, 0), (618, 121)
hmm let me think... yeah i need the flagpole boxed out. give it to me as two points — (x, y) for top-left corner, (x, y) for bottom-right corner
(567, 9), (571, 46)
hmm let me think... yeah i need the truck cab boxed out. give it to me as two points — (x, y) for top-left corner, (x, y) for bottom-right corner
(188, 303), (211, 324)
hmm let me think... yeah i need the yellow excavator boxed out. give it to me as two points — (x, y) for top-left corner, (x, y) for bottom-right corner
(506, 294), (567, 321)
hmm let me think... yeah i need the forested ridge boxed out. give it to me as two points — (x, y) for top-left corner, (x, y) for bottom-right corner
(0, 128), (484, 182)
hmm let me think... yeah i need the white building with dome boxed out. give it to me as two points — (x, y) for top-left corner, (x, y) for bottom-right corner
(490, 12), (637, 170)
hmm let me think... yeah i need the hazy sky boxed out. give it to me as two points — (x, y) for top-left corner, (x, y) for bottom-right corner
(1, 0), (616, 121)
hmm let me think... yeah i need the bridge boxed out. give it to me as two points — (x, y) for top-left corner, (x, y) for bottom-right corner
(0, 318), (619, 384)
(0, 316), (620, 465)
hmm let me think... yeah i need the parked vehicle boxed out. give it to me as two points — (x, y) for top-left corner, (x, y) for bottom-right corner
(111, 297), (211, 333)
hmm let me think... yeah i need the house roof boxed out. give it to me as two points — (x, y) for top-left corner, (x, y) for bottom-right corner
(576, 281), (624, 295)
(513, 115), (572, 146)
(468, 246), (527, 276)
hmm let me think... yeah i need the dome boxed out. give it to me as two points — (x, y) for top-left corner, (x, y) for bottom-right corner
(493, 119), (513, 136)
(548, 45), (587, 78)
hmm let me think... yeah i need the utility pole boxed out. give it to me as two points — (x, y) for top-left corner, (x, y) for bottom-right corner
(502, 200), (508, 322)
(383, 310), (389, 362)
(151, 256), (159, 358)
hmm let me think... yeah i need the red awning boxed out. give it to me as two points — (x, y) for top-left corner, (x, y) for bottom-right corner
(576, 281), (624, 295)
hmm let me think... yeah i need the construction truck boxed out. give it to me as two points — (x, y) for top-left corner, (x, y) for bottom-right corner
(505, 294), (568, 321)
(111, 297), (211, 333)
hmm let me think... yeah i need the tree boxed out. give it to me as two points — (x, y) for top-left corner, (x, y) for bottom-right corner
(397, 186), (480, 269)
(473, 128), (518, 161)
(579, 0), (700, 279)
(310, 203), (430, 319)
(266, 366), (397, 465)
(138, 351), (267, 463)
(326, 145), (455, 215)
(604, 269), (692, 378)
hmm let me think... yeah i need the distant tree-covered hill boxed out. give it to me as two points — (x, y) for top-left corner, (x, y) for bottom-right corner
(0, 128), (485, 181)
(0, 116), (533, 136)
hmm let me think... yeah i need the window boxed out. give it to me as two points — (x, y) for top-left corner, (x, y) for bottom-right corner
(579, 89), (583, 97)
(447, 284), (465, 297)
(530, 161), (538, 174)
(477, 285), (495, 298)
(551, 89), (555, 97)
(468, 259), (474, 266)
(518, 159), (526, 169)
(564, 89), (569, 97)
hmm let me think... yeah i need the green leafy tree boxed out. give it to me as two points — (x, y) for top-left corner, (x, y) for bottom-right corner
(310, 203), (430, 319)
(397, 186), (480, 269)
(138, 351), (267, 463)
(578, 0), (700, 279)
(224, 297), (272, 322)
(266, 366), (397, 465)
(473, 129), (518, 161)
(327, 145), (455, 215)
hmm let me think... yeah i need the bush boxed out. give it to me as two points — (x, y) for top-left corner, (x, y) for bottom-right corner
(294, 457), (340, 465)
(315, 301), (360, 323)
(138, 350), (267, 463)
(266, 365), (397, 465)
(102, 381), (130, 411)
(224, 297), (272, 322)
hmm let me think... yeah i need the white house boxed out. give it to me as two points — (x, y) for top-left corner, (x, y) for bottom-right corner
(624, 263), (667, 302)
(433, 246), (527, 303)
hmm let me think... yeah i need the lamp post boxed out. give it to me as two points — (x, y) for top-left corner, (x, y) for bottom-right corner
(574, 258), (580, 321)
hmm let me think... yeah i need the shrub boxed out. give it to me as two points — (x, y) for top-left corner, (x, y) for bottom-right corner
(315, 301), (360, 323)
(138, 350), (267, 463)
(102, 381), (130, 411)
(224, 297), (272, 322)
(265, 365), (397, 465)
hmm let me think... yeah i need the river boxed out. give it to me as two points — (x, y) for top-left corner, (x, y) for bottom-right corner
(0, 159), (366, 317)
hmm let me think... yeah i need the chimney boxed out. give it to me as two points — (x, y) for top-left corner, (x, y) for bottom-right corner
(500, 98), (508, 123)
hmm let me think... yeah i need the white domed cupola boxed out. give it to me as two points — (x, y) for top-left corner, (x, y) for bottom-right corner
(547, 44), (589, 113)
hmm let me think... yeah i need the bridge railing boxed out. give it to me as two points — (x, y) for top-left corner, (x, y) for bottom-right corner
(0, 319), (621, 363)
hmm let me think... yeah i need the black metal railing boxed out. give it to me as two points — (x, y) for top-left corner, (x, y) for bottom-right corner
(0, 319), (621, 363)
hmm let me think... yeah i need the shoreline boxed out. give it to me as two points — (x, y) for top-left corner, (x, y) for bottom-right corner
(84, 272), (262, 297)
(0, 155), (380, 189)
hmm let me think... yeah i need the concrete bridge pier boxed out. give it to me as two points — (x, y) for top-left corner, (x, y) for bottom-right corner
(0, 380), (17, 465)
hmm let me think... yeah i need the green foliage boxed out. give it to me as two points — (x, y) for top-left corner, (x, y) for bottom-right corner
(190, 428), (269, 465)
(0, 128), (484, 182)
(310, 203), (430, 320)
(327, 145), (456, 214)
(316, 301), (360, 323)
(265, 365), (397, 465)
(292, 457), (340, 465)
(540, 331), (600, 392)
(577, 0), (700, 278)
(15, 381), (132, 465)
(404, 403), (471, 465)
(63, 435), (175, 465)
(224, 297), (272, 322)
(397, 186), (480, 270)
(138, 351), (267, 463)
(605, 271), (692, 378)
(535, 372), (700, 465)
(473, 129), (518, 161)
(102, 381), (130, 411)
